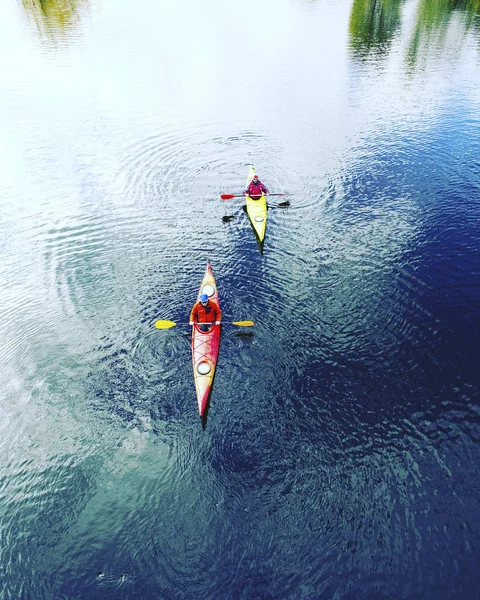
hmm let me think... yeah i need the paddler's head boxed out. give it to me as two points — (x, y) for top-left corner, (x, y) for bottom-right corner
(200, 293), (209, 306)
(252, 175), (259, 182)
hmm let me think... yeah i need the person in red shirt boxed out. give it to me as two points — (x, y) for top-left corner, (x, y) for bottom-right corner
(243, 174), (269, 200)
(189, 293), (222, 332)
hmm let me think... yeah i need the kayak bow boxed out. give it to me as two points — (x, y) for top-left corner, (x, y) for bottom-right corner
(192, 262), (221, 416)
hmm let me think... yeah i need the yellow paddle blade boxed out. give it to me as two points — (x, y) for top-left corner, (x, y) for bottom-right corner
(232, 320), (254, 327)
(154, 319), (177, 329)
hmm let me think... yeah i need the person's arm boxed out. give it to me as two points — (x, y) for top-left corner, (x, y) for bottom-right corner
(189, 304), (197, 326)
(263, 185), (269, 195)
(214, 302), (222, 325)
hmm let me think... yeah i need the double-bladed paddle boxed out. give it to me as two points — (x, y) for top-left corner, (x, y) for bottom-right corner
(221, 193), (288, 200)
(155, 319), (254, 329)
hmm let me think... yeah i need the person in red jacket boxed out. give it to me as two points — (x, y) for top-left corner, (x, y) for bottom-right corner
(189, 293), (222, 332)
(243, 174), (269, 200)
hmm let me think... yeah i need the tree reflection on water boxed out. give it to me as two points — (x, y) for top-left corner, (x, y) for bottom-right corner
(349, 0), (480, 65)
(349, 0), (405, 59)
(22, 0), (87, 39)
(407, 0), (480, 68)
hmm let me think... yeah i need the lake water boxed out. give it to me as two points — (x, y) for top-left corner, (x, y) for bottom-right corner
(1, 0), (479, 598)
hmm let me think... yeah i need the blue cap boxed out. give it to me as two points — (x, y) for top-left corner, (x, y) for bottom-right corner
(200, 293), (209, 302)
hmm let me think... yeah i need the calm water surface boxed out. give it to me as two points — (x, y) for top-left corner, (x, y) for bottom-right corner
(1, 0), (479, 598)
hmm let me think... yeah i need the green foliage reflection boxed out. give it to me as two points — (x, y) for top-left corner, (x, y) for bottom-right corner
(22, 0), (87, 38)
(349, 0), (479, 64)
(407, 0), (480, 66)
(349, 0), (405, 59)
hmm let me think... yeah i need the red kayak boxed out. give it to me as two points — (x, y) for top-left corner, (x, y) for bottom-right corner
(191, 263), (221, 416)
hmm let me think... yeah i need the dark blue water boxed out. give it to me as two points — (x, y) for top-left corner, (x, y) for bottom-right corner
(1, 0), (479, 598)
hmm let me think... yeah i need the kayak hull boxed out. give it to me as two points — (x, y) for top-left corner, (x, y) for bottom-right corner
(191, 263), (220, 416)
(246, 166), (267, 242)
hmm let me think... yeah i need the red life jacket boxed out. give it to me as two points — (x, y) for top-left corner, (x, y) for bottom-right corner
(190, 300), (221, 323)
(246, 180), (269, 199)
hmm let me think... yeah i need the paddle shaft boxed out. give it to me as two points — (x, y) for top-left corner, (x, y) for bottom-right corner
(221, 193), (288, 200)
(155, 319), (254, 329)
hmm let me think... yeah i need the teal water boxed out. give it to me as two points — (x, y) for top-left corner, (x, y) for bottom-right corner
(1, 0), (479, 598)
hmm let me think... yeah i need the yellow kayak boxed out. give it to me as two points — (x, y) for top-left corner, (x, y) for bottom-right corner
(245, 166), (267, 242)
